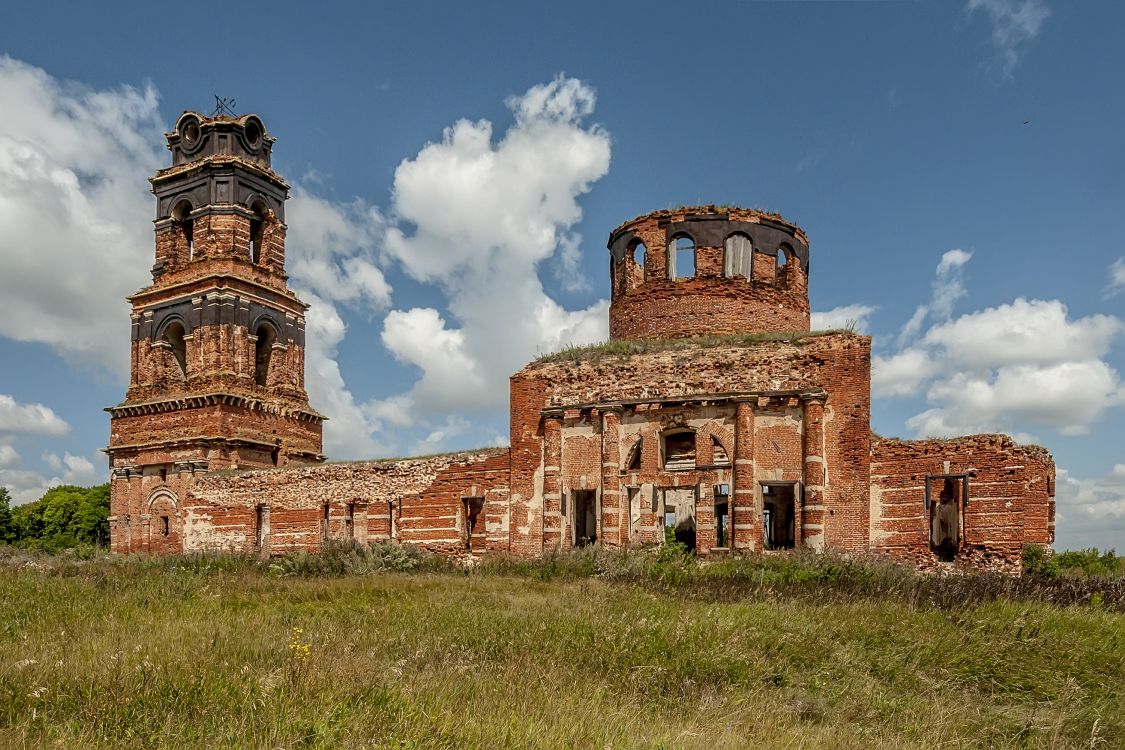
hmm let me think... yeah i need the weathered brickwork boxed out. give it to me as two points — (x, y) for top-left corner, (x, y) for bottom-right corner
(106, 120), (1055, 570)
(508, 331), (872, 556)
(180, 449), (509, 555)
(106, 112), (326, 554)
(870, 435), (1056, 571)
(608, 207), (811, 340)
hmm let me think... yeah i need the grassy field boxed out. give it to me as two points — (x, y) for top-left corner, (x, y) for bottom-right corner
(0, 546), (1122, 749)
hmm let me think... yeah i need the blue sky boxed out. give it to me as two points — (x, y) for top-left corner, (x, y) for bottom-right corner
(0, 1), (1122, 550)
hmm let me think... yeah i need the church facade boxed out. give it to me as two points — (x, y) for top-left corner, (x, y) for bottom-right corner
(107, 112), (1056, 570)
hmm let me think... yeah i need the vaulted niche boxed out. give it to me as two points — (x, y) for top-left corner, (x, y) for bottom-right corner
(254, 323), (277, 387)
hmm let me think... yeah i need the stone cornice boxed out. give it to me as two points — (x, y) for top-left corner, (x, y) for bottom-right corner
(105, 391), (325, 422)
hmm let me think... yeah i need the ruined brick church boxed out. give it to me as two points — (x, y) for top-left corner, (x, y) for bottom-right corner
(106, 112), (1056, 569)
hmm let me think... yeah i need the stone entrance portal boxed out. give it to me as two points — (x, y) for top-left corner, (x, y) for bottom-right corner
(663, 487), (697, 551)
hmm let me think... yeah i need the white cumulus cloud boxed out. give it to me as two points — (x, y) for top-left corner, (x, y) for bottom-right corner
(873, 251), (1125, 439)
(0, 56), (164, 376)
(1054, 464), (1125, 550)
(0, 394), (70, 437)
(811, 304), (876, 333)
(374, 75), (611, 425)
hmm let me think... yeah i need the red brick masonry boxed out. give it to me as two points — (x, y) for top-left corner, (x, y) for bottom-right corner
(107, 121), (1055, 571)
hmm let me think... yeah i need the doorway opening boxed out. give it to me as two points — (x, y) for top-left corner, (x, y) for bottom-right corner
(926, 475), (968, 562)
(762, 483), (796, 549)
(662, 487), (697, 551)
(572, 490), (597, 547)
(463, 497), (484, 551)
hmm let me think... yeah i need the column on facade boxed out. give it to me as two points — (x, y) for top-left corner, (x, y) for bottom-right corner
(731, 399), (757, 551)
(600, 407), (623, 547)
(801, 396), (827, 551)
(542, 411), (564, 551)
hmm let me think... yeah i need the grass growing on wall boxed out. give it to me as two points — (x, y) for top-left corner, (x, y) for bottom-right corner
(0, 545), (1122, 749)
(533, 329), (859, 366)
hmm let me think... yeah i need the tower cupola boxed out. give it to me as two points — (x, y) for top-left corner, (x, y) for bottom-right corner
(607, 206), (810, 340)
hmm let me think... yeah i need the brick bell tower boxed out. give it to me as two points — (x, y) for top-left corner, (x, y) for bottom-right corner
(106, 111), (325, 554)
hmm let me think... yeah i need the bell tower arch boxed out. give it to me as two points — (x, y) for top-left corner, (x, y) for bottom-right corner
(106, 110), (325, 554)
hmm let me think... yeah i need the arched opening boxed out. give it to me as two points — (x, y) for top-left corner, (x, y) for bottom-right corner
(171, 200), (194, 260)
(254, 323), (277, 387)
(632, 241), (645, 268)
(627, 239), (647, 289)
(669, 235), (696, 279)
(724, 233), (753, 279)
(777, 244), (792, 284)
(148, 489), (180, 551)
(662, 429), (696, 470)
(711, 435), (730, 466)
(162, 321), (187, 379)
(624, 438), (643, 470)
(249, 201), (268, 264)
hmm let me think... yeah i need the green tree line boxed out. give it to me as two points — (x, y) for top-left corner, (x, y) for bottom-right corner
(0, 483), (110, 552)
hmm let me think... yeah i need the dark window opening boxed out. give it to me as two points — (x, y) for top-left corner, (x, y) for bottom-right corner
(670, 236), (696, 279)
(346, 502), (355, 538)
(255, 504), (267, 548)
(663, 430), (696, 471)
(249, 201), (267, 264)
(254, 323), (277, 387)
(926, 474), (969, 562)
(573, 490), (597, 547)
(163, 322), (188, 379)
(172, 200), (194, 260)
(762, 483), (796, 549)
(270, 444), (280, 466)
(322, 503), (330, 540)
(160, 515), (170, 537)
(715, 493), (730, 548)
(159, 467), (167, 482)
(464, 497), (484, 551)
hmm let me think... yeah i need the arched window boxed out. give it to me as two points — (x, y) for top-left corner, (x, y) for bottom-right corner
(777, 244), (791, 280)
(669, 236), (696, 279)
(254, 323), (277, 387)
(711, 436), (730, 465)
(249, 201), (268, 264)
(662, 430), (696, 470)
(624, 438), (643, 470)
(724, 233), (753, 279)
(163, 322), (187, 379)
(171, 200), (194, 260)
(632, 241), (646, 269)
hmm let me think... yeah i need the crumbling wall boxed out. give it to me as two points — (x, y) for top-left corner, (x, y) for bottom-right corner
(509, 333), (871, 557)
(182, 448), (510, 555)
(870, 435), (1056, 571)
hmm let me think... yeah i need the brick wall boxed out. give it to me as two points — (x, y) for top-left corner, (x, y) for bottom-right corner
(178, 449), (510, 555)
(870, 435), (1056, 571)
(509, 333), (872, 556)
